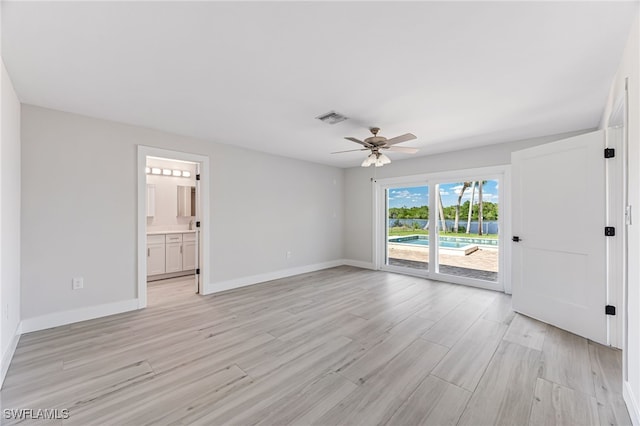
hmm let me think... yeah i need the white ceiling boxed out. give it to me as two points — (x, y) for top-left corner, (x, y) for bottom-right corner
(2, 1), (637, 168)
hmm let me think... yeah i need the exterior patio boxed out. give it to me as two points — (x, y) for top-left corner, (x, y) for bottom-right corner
(387, 244), (498, 281)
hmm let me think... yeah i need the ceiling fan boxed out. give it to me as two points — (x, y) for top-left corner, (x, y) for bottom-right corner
(332, 127), (418, 167)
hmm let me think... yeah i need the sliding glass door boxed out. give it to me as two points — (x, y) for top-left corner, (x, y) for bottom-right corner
(377, 169), (505, 291)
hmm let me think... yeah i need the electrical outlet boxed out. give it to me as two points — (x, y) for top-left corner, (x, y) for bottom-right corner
(72, 277), (84, 290)
(286, 251), (292, 259)
(5, 304), (8, 320)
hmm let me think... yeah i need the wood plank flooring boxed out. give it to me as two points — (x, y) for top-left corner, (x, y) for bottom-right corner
(0, 266), (631, 425)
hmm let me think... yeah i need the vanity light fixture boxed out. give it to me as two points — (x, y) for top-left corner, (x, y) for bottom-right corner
(146, 167), (193, 178)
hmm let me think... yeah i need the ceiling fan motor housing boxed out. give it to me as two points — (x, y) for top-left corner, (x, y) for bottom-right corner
(364, 136), (387, 145)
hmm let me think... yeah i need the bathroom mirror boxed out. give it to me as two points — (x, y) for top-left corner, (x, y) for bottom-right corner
(177, 186), (196, 217)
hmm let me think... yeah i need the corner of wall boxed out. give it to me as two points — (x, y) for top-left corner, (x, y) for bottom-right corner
(0, 324), (20, 387)
(1, 57), (22, 387)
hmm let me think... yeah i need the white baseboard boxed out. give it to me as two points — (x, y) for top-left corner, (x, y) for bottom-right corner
(1, 325), (21, 387)
(204, 260), (347, 295)
(19, 260), (376, 332)
(342, 259), (376, 270)
(624, 381), (640, 426)
(20, 298), (139, 334)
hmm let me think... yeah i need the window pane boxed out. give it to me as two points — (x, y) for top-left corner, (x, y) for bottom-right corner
(436, 180), (499, 281)
(386, 185), (429, 270)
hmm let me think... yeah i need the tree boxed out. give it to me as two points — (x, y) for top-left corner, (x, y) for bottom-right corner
(453, 182), (471, 233)
(477, 180), (485, 235)
(437, 189), (448, 232)
(466, 181), (476, 234)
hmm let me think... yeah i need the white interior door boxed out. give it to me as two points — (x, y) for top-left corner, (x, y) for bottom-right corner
(512, 130), (607, 344)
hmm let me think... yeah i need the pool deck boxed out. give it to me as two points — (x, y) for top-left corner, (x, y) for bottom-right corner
(388, 245), (498, 281)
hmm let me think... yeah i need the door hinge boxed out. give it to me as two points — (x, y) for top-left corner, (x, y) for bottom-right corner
(605, 305), (616, 315)
(196, 174), (201, 181)
(604, 148), (615, 158)
(196, 221), (201, 228)
(605, 226), (616, 237)
(196, 268), (200, 275)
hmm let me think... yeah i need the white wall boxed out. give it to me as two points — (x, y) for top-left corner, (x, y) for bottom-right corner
(343, 130), (590, 265)
(1, 59), (21, 383)
(20, 105), (344, 323)
(146, 157), (197, 233)
(601, 10), (640, 425)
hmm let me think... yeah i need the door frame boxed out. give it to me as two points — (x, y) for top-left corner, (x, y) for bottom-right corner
(374, 165), (510, 293)
(605, 125), (624, 349)
(136, 146), (210, 308)
(607, 88), (627, 352)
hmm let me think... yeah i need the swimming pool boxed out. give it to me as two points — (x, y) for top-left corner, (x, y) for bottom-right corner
(388, 236), (467, 248)
(388, 235), (498, 247)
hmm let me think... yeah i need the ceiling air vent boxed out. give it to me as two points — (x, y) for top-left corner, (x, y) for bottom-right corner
(315, 111), (348, 125)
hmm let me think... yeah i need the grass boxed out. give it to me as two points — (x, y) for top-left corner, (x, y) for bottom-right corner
(388, 229), (428, 236)
(388, 227), (498, 239)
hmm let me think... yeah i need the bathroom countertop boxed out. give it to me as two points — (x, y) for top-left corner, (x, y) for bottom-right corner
(147, 230), (197, 235)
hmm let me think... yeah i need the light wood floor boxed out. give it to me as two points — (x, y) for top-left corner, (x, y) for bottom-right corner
(1, 266), (631, 425)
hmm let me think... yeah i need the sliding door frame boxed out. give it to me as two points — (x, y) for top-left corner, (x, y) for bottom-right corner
(374, 165), (511, 293)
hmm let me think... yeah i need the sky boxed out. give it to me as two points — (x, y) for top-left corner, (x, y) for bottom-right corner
(387, 180), (499, 209)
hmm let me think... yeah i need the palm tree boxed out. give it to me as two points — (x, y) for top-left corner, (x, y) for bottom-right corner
(477, 180), (485, 235)
(453, 182), (471, 233)
(437, 188), (448, 232)
(466, 181), (476, 234)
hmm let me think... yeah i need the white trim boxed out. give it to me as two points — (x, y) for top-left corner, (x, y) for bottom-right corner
(20, 299), (139, 334)
(137, 146), (211, 309)
(605, 126), (624, 348)
(624, 381), (640, 426)
(1, 324), (21, 387)
(204, 260), (344, 294)
(502, 166), (513, 294)
(342, 259), (376, 270)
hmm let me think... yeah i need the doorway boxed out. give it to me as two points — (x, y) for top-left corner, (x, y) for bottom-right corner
(146, 157), (199, 305)
(137, 146), (210, 309)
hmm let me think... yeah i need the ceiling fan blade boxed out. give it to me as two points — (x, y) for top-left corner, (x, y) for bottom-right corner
(331, 148), (369, 154)
(385, 146), (419, 154)
(344, 137), (373, 147)
(384, 133), (417, 146)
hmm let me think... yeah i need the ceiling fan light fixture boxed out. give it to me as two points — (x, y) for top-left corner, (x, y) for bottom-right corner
(339, 127), (415, 167)
(361, 153), (376, 167)
(378, 153), (391, 165)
